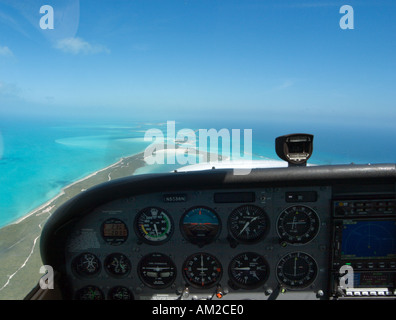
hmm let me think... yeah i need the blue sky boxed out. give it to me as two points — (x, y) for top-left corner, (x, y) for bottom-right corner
(0, 0), (395, 125)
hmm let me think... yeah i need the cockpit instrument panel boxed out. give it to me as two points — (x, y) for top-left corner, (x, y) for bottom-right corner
(40, 165), (396, 300)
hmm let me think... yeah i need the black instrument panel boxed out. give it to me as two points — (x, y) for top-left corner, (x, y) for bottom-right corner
(64, 186), (331, 300)
(40, 164), (396, 300)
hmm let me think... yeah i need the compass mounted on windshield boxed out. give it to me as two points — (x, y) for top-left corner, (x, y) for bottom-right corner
(275, 133), (314, 167)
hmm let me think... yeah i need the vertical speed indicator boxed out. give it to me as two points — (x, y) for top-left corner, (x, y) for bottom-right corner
(228, 252), (269, 289)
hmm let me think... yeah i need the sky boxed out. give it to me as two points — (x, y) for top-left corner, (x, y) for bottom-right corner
(0, 0), (395, 126)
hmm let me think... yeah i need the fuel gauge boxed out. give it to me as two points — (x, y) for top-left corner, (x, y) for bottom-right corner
(104, 253), (131, 277)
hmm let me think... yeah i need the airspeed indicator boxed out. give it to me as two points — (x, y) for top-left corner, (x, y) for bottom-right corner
(135, 207), (173, 244)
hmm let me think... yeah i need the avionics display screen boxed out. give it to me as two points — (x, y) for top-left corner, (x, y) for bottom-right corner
(352, 272), (395, 288)
(341, 220), (396, 260)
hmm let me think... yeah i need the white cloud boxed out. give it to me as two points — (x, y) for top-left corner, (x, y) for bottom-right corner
(54, 37), (110, 55)
(0, 46), (13, 57)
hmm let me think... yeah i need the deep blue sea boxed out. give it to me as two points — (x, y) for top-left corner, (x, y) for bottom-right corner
(0, 116), (395, 228)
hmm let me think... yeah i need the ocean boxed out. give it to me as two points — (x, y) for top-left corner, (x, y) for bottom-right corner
(0, 116), (395, 228)
(0, 119), (152, 227)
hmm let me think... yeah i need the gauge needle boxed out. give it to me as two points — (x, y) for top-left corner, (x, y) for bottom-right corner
(201, 255), (204, 283)
(294, 257), (297, 276)
(286, 216), (305, 229)
(197, 259), (208, 272)
(154, 223), (158, 236)
(291, 216), (297, 230)
(238, 216), (258, 236)
(233, 267), (251, 270)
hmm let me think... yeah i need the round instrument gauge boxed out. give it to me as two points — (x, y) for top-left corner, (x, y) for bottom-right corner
(108, 286), (134, 300)
(138, 253), (177, 289)
(104, 253), (131, 277)
(101, 218), (128, 246)
(180, 207), (221, 246)
(72, 252), (101, 277)
(228, 205), (269, 243)
(276, 252), (318, 289)
(183, 252), (222, 289)
(228, 252), (269, 289)
(277, 205), (320, 245)
(135, 207), (173, 244)
(75, 286), (104, 300)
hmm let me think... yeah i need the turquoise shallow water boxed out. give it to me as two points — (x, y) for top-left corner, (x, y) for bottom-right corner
(0, 117), (395, 228)
(0, 119), (154, 227)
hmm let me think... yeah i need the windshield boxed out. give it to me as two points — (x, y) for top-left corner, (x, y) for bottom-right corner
(0, 0), (395, 300)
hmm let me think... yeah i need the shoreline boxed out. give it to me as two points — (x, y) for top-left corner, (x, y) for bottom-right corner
(3, 142), (227, 229)
(0, 143), (225, 299)
(0, 151), (147, 299)
(10, 155), (130, 227)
